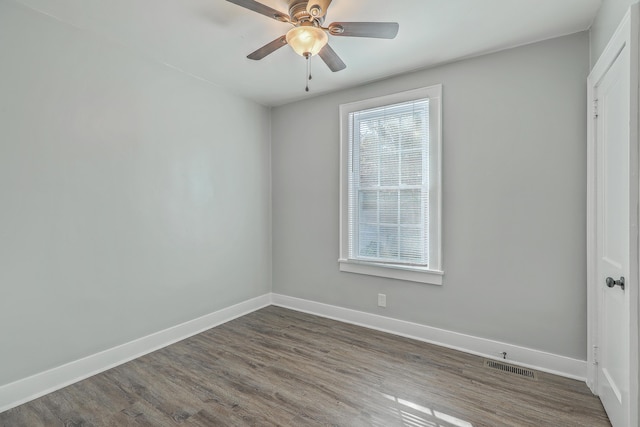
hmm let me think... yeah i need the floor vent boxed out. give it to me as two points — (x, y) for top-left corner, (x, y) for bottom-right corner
(484, 360), (537, 379)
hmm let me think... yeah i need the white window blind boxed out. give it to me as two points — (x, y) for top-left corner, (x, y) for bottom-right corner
(348, 99), (430, 266)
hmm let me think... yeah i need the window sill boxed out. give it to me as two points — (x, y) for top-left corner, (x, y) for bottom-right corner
(338, 259), (443, 285)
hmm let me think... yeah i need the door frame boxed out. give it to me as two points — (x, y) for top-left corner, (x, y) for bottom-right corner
(587, 4), (639, 426)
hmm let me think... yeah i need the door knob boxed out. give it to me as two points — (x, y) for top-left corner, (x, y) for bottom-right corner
(605, 276), (625, 290)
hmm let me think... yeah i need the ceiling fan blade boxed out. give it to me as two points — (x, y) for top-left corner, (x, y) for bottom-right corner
(306, 0), (333, 18)
(247, 35), (288, 60)
(318, 44), (346, 72)
(328, 22), (399, 39)
(226, 0), (289, 22)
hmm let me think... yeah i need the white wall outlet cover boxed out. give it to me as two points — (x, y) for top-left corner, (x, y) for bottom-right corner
(378, 294), (387, 307)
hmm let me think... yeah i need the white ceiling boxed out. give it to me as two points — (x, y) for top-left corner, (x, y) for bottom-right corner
(15, 0), (602, 106)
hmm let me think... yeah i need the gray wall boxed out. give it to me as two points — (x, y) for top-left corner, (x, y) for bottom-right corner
(272, 32), (589, 359)
(0, 0), (271, 386)
(590, 0), (638, 66)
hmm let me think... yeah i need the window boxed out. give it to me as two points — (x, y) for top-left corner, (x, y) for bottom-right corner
(339, 85), (443, 285)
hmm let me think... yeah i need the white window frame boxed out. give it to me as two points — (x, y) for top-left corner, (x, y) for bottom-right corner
(339, 85), (443, 285)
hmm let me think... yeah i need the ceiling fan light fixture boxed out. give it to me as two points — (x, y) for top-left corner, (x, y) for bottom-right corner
(286, 25), (328, 57)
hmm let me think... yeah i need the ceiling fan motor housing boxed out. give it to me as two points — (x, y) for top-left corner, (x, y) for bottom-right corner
(288, 0), (323, 24)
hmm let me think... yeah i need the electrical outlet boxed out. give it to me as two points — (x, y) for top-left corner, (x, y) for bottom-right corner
(378, 293), (387, 308)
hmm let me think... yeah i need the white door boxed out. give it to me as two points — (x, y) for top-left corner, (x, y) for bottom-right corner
(594, 34), (631, 427)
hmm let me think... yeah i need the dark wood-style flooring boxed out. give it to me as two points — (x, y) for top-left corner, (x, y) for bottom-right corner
(1, 306), (610, 426)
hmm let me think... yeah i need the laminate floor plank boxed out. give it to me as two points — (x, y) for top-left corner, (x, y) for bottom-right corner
(0, 306), (610, 426)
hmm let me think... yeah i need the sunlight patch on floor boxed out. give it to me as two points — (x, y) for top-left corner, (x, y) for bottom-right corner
(382, 393), (474, 427)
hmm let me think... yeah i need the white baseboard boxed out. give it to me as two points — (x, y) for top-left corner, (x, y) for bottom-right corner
(1, 292), (588, 414)
(0, 293), (272, 413)
(271, 293), (587, 381)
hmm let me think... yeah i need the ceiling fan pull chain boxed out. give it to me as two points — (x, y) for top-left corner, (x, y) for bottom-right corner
(305, 52), (311, 92)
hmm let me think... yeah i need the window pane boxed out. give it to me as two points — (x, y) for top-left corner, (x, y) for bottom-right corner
(379, 226), (398, 258)
(359, 225), (378, 258)
(359, 123), (379, 187)
(380, 146), (399, 186)
(379, 190), (398, 224)
(378, 117), (400, 152)
(401, 111), (427, 151)
(400, 227), (423, 262)
(401, 150), (423, 185)
(400, 190), (422, 225)
(359, 191), (378, 223)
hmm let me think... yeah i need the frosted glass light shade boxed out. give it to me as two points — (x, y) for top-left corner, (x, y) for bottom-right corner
(286, 25), (328, 57)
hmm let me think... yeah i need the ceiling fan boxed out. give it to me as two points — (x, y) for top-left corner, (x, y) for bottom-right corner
(226, 0), (399, 90)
